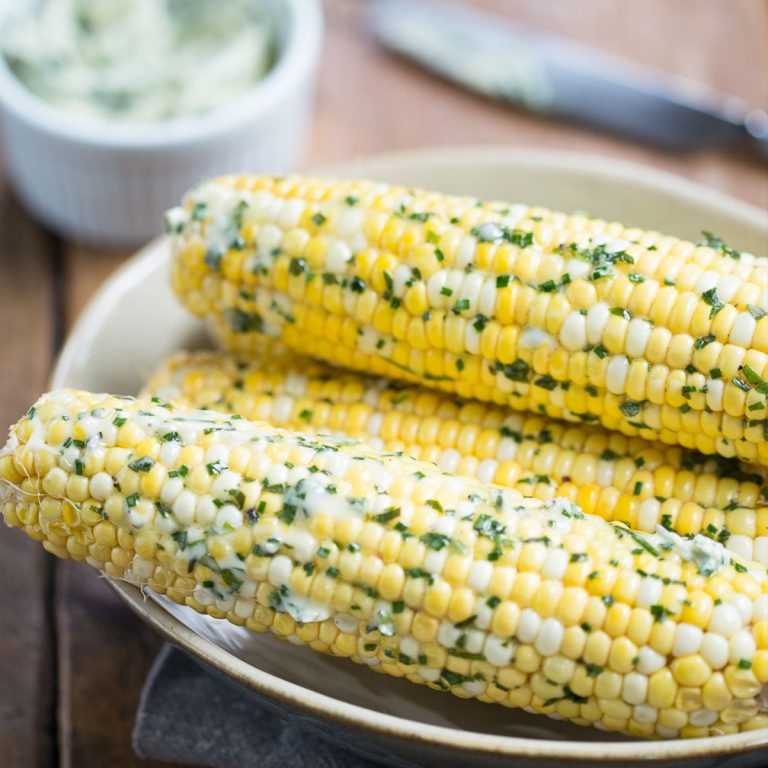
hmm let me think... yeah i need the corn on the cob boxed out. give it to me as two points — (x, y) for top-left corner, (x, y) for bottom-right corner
(3, 389), (767, 739)
(143, 349), (768, 566)
(168, 175), (768, 466)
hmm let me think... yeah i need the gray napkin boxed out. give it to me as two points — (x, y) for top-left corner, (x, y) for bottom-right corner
(133, 644), (387, 768)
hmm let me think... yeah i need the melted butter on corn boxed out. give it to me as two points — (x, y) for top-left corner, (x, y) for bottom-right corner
(168, 175), (768, 467)
(2, 389), (768, 739)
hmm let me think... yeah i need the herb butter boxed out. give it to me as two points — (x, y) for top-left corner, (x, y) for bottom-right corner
(2, 0), (274, 122)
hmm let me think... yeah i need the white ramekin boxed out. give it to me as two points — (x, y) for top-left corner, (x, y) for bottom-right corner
(0, 0), (323, 246)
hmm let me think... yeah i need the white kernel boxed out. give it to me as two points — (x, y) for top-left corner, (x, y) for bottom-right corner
(173, 490), (196, 525)
(607, 238), (631, 253)
(234, 599), (254, 619)
(476, 459), (498, 485)
(195, 496), (218, 525)
(348, 232), (367, 253)
(458, 272), (484, 310)
(265, 464), (289, 487)
(695, 271), (719, 296)
(517, 608), (541, 643)
(464, 323), (481, 355)
(542, 548), (568, 580)
(282, 529), (315, 561)
(128, 555), (153, 580)
(214, 594), (234, 612)
(534, 617), (563, 656)
(566, 259), (590, 280)
(89, 472), (113, 501)
(463, 629), (485, 654)
(636, 646), (665, 674)
(704, 382), (725, 416)
(100, 423), (117, 447)
(256, 224), (282, 254)
(478, 279), (497, 316)
(726, 535), (753, 562)
(484, 635), (514, 666)
(334, 613), (359, 634)
(424, 549), (447, 575)
(622, 672), (648, 705)
(462, 680), (486, 696)
(205, 444), (230, 465)
(632, 704), (658, 724)
(338, 207), (364, 238)
(729, 312), (756, 347)
(159, 441), (181, 467)
(728, 629), (756, 664)
(754, 593), (768, 622)
(432, 516), (457, 536)
(559, 312), (586, 351)
(626, 318), (652, 359)
(467, 561), (493, 592)
(215, 505), (243, 530)
(635, 577), (663, 607)
(271, 395), (295, 425)
(212, 471), (242, 496)
(474, 602), (492, 630)
(586, 301), (610, 345)
(437, 449), (461, 474)
(268, 555), (292, 587)
(128, 500), (154, 527)
(392, 264), (412, 297)
(456, 236), (477, 269)
(689, 708), (718, 727)
(606, 355), (630, 394)
(636, 499), (661, 533)
(496, 436), (519, 461)
(278, 198), (305, 229)
(700, 633), (729, 669)
(717, 274), (740, 303)
(194, 584), (215, 606)
(519, 327), (555, 350)
(672, 623), (703, 656)
(438, 620), (461, 647)
(708, 603), (741, 637)
(755, 537), (768, 566)
(427, 270), (448, 305)
(419, 667), (440, 682)
(283, 372), (308, 398)
(366, 413), (383, 437)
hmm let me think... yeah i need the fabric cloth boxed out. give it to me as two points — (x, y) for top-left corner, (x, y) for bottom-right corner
(133, 644), (390, 768)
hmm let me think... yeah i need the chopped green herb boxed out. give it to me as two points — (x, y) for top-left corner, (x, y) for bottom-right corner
(694, 334), (716, 350)
(701, 287), (724, 319)
(128, 456), (154, 473)
(698, 230), (740, 260)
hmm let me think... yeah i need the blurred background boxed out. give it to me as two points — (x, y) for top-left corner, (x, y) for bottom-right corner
(0, 1), (766, 766)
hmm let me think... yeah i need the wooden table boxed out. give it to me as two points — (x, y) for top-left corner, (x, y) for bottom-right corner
(1, 1), (766, 765)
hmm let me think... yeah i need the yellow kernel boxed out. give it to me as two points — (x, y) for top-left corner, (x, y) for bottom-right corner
(671, 655), (712, 687)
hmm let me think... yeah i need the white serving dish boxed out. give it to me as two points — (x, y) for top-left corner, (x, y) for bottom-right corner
(0, 0), (322, 246)
(51, 147), (768, 767)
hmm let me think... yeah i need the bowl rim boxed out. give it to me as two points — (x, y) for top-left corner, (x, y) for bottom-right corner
(50, 146), (768, 764)
(0, 0), (322, 148)
(109, 579), (768, 764)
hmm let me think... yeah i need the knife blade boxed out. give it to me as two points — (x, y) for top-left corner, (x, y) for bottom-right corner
(371, 0), (768, 158)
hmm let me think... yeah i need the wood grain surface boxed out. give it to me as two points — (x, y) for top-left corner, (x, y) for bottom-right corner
(1, 1), (766, 765)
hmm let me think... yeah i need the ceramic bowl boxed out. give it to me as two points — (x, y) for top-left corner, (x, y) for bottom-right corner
(0, 0), (322, 245)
